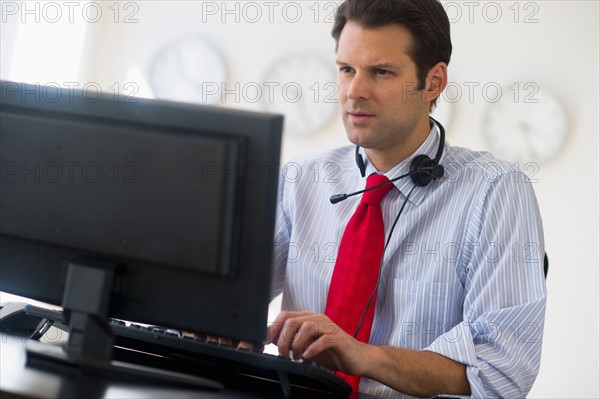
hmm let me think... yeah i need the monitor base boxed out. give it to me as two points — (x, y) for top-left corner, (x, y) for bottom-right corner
(26, 339), (223, 391)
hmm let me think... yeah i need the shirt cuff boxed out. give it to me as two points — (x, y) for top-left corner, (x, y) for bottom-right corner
(421, 322), (488, 398)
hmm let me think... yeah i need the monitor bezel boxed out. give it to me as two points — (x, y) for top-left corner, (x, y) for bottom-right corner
(0, 80), (283, 344)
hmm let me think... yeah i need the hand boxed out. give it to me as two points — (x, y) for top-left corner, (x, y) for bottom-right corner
(266, 311), (370, 376)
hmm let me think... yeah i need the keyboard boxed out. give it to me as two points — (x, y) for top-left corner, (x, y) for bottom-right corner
(109, 319), (351, 397)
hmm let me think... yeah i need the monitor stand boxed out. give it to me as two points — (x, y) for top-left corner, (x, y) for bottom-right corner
(25, 259), (222, 391)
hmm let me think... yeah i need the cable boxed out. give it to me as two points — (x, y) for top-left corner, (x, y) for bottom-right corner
(352, 184), (417, 338)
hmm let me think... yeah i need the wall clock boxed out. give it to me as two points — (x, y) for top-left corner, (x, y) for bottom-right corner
(482, 83), (569, 164)
(149, 37), (227, 105)
(262, 54), (338, 136)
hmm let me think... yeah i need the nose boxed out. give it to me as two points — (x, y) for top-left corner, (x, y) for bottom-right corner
(346, 72), (370, 101)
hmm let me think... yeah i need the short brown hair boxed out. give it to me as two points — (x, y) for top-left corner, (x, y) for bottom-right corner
(332, 0), (452, 110)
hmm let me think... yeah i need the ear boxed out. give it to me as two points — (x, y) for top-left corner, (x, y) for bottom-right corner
(424, 62), (448, 103)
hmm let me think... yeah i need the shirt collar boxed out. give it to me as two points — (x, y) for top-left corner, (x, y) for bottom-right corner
(358, 122), (444, 206)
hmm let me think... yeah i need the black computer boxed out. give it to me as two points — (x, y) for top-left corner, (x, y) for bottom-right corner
(0, 80), (350, 396)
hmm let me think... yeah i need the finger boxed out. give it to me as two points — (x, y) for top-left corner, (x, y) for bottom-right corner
(206, 335), (219, 343)
(302, 333), (335, 360)
(237, 341), (253, 350)
(276, 317), (307, 357)
(290, 319), (323, 360)
(267, 311), (312, 346)
(266, 311), (289, 345)
(237, 341), (263, 351)
(182, 331), (206, 340)
(303, 333), (360, 375)
(276, 314), (328, 358)
(218, 337), (234, 347)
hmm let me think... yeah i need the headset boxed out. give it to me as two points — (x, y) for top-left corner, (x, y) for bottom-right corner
(330, 117), (446, 205)
(330, 116), (446, 338)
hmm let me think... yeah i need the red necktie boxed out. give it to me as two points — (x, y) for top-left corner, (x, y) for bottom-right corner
(325, 173), (393, 392)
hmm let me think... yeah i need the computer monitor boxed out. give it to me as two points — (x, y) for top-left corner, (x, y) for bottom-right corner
(0, 80), (283, 350)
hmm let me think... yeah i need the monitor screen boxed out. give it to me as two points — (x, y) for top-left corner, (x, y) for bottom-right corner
(0, 80), (283, 344)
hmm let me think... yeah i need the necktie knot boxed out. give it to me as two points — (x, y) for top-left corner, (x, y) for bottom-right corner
(361, 174), (393, 205)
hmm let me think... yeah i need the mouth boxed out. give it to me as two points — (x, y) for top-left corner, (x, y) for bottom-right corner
(347, 109), (375, 116)
(346, 111), (375, 124)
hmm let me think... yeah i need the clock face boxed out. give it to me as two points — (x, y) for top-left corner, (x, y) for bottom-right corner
(482, 84), (569, 164)
(149, 37), (227, 105)
(261, 54), (338, 136)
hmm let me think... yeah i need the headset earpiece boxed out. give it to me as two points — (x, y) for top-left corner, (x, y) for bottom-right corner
(410, 154), (439, 186)
(355, 146), (366, 177)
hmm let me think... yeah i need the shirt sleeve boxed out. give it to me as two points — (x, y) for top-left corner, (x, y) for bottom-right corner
(270, 165), (293, 300)
(423, 169), (547, 398)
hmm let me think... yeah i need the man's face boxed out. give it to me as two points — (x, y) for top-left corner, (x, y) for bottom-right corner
(336, 21), (431, 156)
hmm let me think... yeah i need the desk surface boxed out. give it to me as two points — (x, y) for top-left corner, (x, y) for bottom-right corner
(0, 332), (269, 399)
(1, 332), (381, 399)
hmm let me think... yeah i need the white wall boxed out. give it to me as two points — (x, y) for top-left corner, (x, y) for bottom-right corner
(1, 1), (598, 397)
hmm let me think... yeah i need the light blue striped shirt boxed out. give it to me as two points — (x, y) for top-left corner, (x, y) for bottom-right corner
(271, 124), (547, 398)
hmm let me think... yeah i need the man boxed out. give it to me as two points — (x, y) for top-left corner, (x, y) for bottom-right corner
(267, 0), (547, 398)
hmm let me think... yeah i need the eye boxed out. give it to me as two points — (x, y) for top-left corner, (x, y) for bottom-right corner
(339, 66), (353, 74)
(374, 68), (390, 75)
